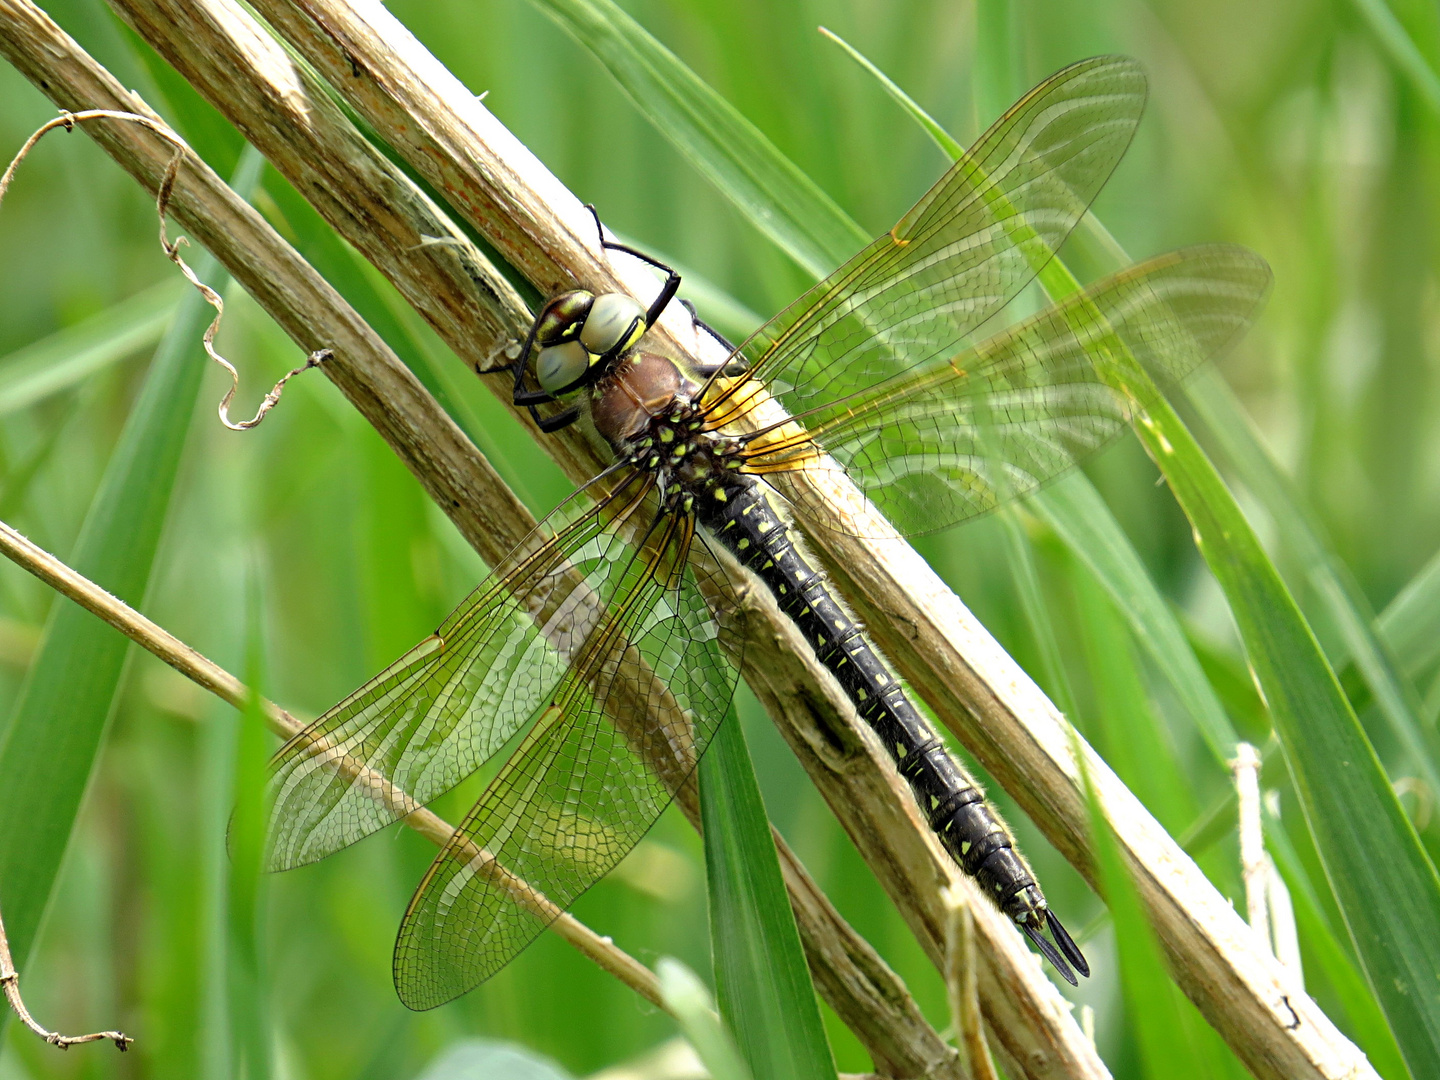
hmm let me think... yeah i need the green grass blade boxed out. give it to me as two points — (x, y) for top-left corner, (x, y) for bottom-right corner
(0, 280), (179, 417)
(841, 33), (1440, 1070)
(228, 577), (273, 1080)
(0, 147), (261, 991)
(1097, 312), (1440, 1076)
(700, 713), (837, 1080)
(1348, 0), (1440, 113)
(996, 506), (1077, 718)
(1032, 475), (1239, 763)
(1184, 369), (1440, 798)
(817, 27), (964, 160)
(528, 0), (865, 275)
(1265, 809), (1410, 1080)
(1074, 180), (1440, 799)
(1073, 564), (1198, 835)
(1374, 547), (1440, 682)
(827, 30), (1242, 768)
(656, 957), (753, 1080)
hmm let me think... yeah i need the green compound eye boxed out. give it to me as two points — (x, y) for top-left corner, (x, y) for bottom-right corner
(534, 290), (594, 347)
(579, 293), (645, 355)
(536, 339), (591, 393)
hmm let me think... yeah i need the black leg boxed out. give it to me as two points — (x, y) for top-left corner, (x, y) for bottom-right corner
(678, 298), (747, 378)
(532, 403), (581, 433)
(584, 203), (680, 330)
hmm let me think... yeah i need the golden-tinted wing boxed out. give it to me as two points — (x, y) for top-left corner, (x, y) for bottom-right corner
(265, 468), (661, 871)
(745, 246), (1272, 536)
(393, 512), (739, 1009)
(703, 56), (1147, 428)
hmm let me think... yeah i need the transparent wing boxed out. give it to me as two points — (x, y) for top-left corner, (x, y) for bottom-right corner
(745, 246), (1272, 536)
(393, 513), (739, 1010)
(702, 55), (1147, 428)
(265, 467), (662, 871)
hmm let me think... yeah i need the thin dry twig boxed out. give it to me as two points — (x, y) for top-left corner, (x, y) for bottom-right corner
(0, 902), (131, 1051)
(0, 108), (321, 430)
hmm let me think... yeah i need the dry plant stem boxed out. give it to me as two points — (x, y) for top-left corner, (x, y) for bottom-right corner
(0, 13), (963, 1074)
(0, 109), (321, 430)
(222, 4), (1373, 1079)
(0, 895), (131, 1049)
(945, 888), (998, 1080)
(1233, 742), (1270, 949)
(0, 517), (661, 1007)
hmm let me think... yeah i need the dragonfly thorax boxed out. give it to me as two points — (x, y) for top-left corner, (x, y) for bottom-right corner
(591, 351), (743, 501)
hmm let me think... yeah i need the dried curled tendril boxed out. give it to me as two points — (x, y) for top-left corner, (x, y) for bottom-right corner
(0, 109), (329, 432)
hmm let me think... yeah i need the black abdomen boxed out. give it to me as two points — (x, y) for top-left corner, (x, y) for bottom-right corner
(697, 476), (1054, 929)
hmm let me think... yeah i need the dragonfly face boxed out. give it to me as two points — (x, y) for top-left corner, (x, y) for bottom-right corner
(265, 54), (1271, 1009)
(529, 289), (650, 397)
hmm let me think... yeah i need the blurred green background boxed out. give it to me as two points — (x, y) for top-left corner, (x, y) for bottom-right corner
(0, 0), (1437, 1077)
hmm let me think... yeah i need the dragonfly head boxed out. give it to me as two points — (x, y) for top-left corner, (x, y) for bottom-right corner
(532, 290), (648, 396)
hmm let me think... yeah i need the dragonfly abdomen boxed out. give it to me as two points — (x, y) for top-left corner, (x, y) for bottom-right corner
(699, 475), (1086, 980)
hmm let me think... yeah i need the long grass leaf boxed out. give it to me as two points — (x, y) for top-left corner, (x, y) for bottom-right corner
(1374, 547), (1440, 682)
(656, 957), (753, 1080)
(1184, 369), (1440, 798)
(1073, 564), (1197, 835)
(228, 576), (272, 1080)
(1033, 465), (1238, 764)
(1094, 291), (1440, 1075)
(822, 30), (1242, 768)
(0, 280), (179, 417)
(1348, 0), (1440, 113)
(528, 0), (864, 275)
(825, 32), (1440, 1071)
(700, 713), (836, 1080)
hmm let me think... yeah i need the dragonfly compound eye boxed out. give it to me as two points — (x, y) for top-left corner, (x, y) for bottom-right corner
(536, 339), (592, 394)
(580, 293), (646, 355)
(536, 290), (595, 347)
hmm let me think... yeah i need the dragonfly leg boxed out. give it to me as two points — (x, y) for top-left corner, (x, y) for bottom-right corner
(584, 203), (681, 330)
(679, 297), (748, 378)
(530, 402), (581, 433)
(583, 204), (743, 375)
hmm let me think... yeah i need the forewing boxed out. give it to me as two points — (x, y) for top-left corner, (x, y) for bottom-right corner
(704, 56), (1147, 427)
(393, 513), (739, 1009)
(752, 246), (1272, 536)
(265, 469), (658, 871)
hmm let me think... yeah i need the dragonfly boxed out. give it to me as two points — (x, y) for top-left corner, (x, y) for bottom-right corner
(263, 55), (1271, 1010)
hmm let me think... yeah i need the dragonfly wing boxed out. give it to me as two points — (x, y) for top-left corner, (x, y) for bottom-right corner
(265, 468), (661, 871)
(393, 513), (739, 1009)
(752, 245), (1272, 536)
(704, 55), (1147, 427)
